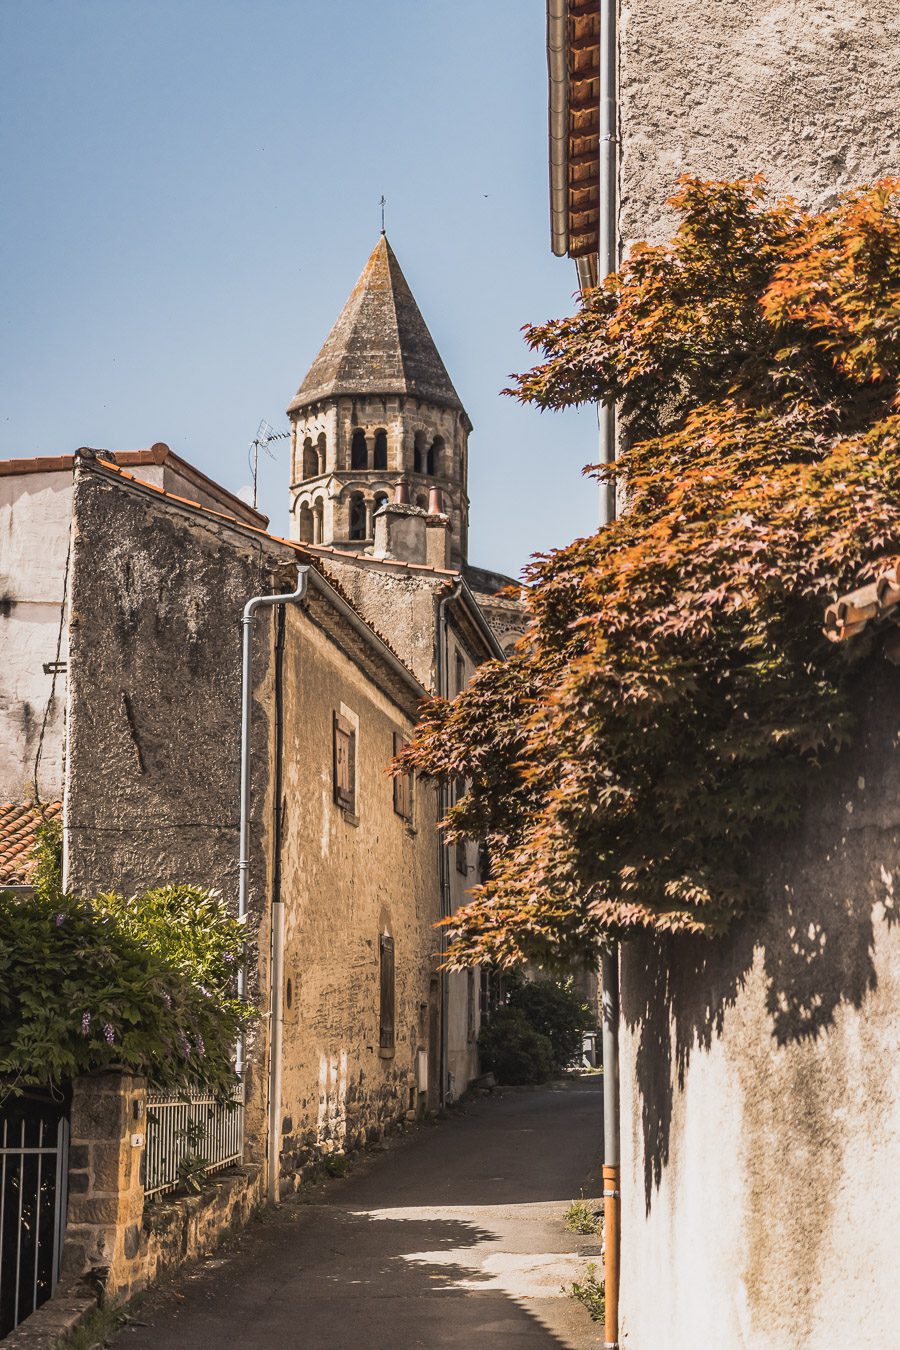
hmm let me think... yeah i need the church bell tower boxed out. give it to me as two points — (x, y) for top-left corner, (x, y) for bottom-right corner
(287, 235), (471, 567)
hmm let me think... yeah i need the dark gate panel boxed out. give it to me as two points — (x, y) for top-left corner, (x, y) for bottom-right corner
(0, 1092), (69, 1337)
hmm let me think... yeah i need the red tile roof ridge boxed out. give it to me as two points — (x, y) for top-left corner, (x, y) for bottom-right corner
(0, 445), (268, 528)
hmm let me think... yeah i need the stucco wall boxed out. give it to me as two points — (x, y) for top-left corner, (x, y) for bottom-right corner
(0, 470), (72, 802)
(618, 659), (900, 1349)
(276, 611), (443, 1176)
(619, 0), (900, 248)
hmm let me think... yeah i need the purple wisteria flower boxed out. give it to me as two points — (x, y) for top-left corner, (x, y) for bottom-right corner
(103, 1023), (115, 1045)
(55, 913), (66, 926)
(195, 1034), (205, 1059)
(161, 991), (172, 1010)
(80, 1011), (91, 1036)
(179, 1033), (192, 1059)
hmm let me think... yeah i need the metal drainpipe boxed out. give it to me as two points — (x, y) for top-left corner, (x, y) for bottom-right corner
(436, 580), (463, 1107)
(597, 3), (621, 1347)
(237, 564), (309, 1205)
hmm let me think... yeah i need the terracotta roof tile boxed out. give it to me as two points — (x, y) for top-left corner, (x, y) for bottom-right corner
(824, 558), (900, 641)
(0, 801), (61, 886)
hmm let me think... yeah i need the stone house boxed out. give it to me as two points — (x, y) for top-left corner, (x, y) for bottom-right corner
(545, 2), (900, 1345)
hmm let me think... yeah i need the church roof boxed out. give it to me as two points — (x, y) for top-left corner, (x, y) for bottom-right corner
(288, 236), (465, 415)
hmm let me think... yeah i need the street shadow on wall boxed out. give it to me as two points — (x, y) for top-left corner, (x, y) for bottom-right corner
(622, 658), (900, 1214)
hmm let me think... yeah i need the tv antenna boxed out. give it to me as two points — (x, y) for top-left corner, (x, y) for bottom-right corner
(248, 419), (290, 509)
(380, 194), (386, 234)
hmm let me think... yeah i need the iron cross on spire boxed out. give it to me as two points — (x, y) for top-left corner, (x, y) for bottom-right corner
(380, 195), (386, 235)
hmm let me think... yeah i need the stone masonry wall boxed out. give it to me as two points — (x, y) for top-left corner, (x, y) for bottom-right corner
(619, 0), (900, 248)
(619, 658), (900, 1348)
(62, 1073), (146, 1301)
(276, 610), (443, 1181)
(65, 463), (289, 1174)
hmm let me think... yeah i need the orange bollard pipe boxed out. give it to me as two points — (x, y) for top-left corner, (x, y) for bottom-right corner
(603, 1162), (620, 1348)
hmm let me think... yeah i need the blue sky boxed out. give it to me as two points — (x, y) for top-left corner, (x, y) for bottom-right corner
(0, 0), (598, 577)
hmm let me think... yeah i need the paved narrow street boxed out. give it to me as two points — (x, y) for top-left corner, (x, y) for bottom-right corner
(118, 1079), (603, 1349)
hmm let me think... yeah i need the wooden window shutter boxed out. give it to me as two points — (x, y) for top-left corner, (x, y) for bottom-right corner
(379, 934), (395, 1051)
(393, 732), (413, 822)
(333, 713), (356, 813)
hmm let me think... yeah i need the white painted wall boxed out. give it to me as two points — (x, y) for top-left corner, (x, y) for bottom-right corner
(0, 470), (73, 802)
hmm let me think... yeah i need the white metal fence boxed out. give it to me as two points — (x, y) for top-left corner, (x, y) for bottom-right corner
(143, 1087), (244, 1198)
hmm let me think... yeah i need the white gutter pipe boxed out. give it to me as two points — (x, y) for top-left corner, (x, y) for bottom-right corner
(597, 4), (621, 1347)
(436, 579), (463, 1105)
(237, 564), (309, 1205)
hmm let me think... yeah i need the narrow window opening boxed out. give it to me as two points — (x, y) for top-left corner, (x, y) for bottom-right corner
(297, 503), (314, 543)
(351, 428), (368, 469)
(348, 492), (366, 540)
(373, 429), (388, 470)
(427, 435), (444, 476)
(379, 933), (395, 1052)
(302, 438), (318, 479)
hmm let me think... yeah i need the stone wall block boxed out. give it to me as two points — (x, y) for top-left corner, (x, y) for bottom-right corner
(61, 1072), (149, 1303)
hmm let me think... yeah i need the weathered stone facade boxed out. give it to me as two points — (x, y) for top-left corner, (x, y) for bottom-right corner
(277, 612), (442, 1177)
(619, 0), (900, 248)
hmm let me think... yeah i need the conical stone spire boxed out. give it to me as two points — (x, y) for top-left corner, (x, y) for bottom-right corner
(288, 236), (463, 414)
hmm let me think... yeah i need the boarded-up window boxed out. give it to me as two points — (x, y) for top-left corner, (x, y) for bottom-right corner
(379, 934), (395, 1051)
(393, 732), (414, 822)
(333, 712), (356, 813)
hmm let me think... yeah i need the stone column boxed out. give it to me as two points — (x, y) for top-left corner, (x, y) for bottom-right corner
(63, 1072), (148, 1303)
(364, 500), (375, 540)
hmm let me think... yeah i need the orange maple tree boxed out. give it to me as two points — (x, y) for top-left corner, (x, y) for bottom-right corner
(399, 177), (900, 968)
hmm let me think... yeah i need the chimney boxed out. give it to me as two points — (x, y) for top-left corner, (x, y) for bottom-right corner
(425, 488), (451, 569)
(374, 490), (427, 562)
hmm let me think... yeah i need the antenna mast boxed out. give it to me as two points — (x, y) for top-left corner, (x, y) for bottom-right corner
(249, 420), (290, 509)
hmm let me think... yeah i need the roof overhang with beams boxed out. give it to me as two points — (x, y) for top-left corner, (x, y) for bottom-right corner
(547, 0), (600, 277)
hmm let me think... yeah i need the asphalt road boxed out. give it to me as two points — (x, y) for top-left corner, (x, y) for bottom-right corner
(118, 1078), (604, 1350)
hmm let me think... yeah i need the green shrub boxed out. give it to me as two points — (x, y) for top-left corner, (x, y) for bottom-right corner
(508, 978), (593, 1071)
(569, 1262), (605, 1322)
(564, 1198), (601, 1235)
(0, 822), (252, 1099)
(477, 1009), (553, 1085)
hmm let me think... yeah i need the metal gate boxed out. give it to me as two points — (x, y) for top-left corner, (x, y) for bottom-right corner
(0, 1092), (69, 1338)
